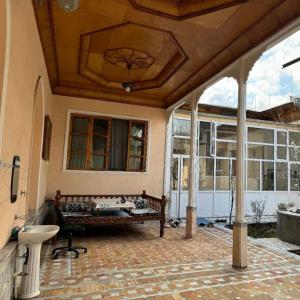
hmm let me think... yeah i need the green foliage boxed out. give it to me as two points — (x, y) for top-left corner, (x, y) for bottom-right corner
(250, 199), (266, 223)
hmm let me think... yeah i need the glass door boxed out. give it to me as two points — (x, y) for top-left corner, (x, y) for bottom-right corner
(171, 155), (190, 219)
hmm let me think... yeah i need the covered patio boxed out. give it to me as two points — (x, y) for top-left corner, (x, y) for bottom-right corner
(37, 225), (300, 300)
(1, 0), (300, 299)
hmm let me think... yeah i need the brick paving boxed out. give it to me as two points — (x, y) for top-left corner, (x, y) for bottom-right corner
(36, 225), (300, 300)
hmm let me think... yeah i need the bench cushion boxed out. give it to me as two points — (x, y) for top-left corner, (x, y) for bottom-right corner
(129, 208), (159, 216)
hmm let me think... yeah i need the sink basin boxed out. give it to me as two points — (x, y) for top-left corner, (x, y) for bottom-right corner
(18, 225), (60, 245)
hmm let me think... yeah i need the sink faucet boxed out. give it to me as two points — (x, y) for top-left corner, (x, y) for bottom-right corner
(19, 225), (31, 232)
(15, 214), (28, 220)
(23, 226), (31, 232)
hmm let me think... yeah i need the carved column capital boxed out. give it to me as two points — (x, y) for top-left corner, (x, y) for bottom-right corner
(229, 50), (263, 84)
(186, 90), (203, 108)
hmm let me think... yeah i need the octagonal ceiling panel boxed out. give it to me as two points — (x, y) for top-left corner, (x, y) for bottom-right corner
(129, 0), (248, 20)
(79, 22), (187, 91)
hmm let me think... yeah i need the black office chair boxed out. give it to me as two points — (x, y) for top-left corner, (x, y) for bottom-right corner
(52, 206), (87, 259)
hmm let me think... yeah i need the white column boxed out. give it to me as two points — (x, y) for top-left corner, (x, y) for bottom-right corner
(233, 62), (248, 268)
(163, 110), (174, 219)
(186, 99), (198, 238)
(236, 76), (246, 223)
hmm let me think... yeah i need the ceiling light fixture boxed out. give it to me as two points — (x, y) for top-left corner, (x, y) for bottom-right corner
(122, 82), (135, 93)
(56, 0), (80, 12)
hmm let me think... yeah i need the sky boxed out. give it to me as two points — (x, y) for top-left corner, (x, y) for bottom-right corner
(200, 30), (300, 111)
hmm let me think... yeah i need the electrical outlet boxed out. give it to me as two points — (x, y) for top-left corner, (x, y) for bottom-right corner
(0, 160), (5, 168)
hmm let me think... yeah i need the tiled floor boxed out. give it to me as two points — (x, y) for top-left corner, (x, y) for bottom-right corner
(36, 224), (300, 300)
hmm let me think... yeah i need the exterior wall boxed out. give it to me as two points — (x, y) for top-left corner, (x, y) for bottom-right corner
(170, 190), (300, 219)
(176, 111), (300, 130)
(0, 0), (53, 249)
(0, 243), (18, 299)
(171, 111), (300, 220)
(46, 95), (166, 199)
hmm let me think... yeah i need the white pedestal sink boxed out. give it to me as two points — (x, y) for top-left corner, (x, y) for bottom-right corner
(18, 225), (59, 299)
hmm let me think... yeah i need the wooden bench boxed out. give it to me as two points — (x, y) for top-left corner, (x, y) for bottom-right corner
(54, 190), (166, 237)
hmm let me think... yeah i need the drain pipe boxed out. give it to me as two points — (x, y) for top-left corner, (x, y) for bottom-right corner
(13, 246), (28, 299)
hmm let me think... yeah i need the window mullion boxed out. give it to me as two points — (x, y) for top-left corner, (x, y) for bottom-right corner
(105, 119), (111, 170)
(86, 117), (93, 169)
(126, 120), (132, 171)
(67, 114), (74, 169)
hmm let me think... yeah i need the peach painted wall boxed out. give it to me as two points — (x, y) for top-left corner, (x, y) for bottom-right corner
(0, 0), (6, 100)
(46, 96), (166, 199)
(0, 0), (53, 249)
(28, 79), (45, 211)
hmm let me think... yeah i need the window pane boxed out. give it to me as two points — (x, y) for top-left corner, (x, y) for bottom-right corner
(277, 131), (287, 145)
(130, 139), (143, 156)
(93, 119), (108, 136)
(92, 135), (106, 155)
(248, 127), (274, 143)
(72, 117), (89, 132)
(181, 158), (190, 191)
(173, 118), (190, 136)
(216, 142), (236, 158)
(70, 134), (87, 151)
(289, 132), (300, 146)
(128, 157), (142, 170)
(248, 161), (260, 191)
(276, 162), (288, 191)
(216, 159), (229, 190)
(171, 158), (178, 191)
(231, 160), (236, 177)
(216, 124), (236, 141)
(277, 146), (287, 160)
(69, 153), (86, 169)
(91, 155), (105, 169)
(199, 158), (214, 190)
(131, 123), (145, 138)
(110, 119), (128, 171)
(229, 160), (236, 191)
(248, 144), (274, 160)
(173, 137), (190, 155)
(262, 161), (274, 191)
(199, 122), (211, 156)
(290, 164), (300, 191)
(289, 147), (300, 161)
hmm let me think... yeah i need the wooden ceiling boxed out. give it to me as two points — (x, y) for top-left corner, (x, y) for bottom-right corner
(33, 0), (300, 108)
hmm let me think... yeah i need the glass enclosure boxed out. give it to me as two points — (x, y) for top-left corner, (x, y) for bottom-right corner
(172, 117), (300, 192)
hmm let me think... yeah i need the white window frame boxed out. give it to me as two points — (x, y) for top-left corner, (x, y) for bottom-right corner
(63, 109), (151, 174)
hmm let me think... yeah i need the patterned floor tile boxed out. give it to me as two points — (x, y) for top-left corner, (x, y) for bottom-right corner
(36, 224), (300, 299)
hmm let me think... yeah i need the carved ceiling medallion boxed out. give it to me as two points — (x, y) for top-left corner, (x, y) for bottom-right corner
(104, 48), (155, 70)
(129, 0), (248, 20)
